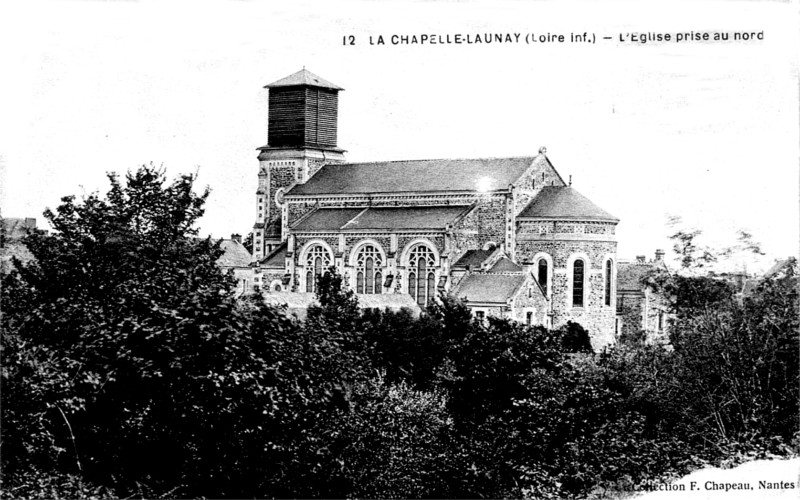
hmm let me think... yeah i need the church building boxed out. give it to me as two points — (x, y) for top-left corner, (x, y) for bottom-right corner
(252, 69), (619, 348)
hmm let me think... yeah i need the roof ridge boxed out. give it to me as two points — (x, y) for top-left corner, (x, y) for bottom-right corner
(314, 204), (473, 209)
(332, 156), (538, 166)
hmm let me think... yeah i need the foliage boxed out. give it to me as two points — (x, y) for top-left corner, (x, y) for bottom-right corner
(667, 259), (799, 445)
(3, 173), (797, 498)
(307, 268), (361, 332)
(322, 377), (458, 499)
(0, 166), (370, 498)
(241, 231), (254, 253)
(0, 469), (118, 500)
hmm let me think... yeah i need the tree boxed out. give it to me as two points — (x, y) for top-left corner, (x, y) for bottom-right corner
(1, 165), (311, 497)
(307, 268), (361, 330)
(242, 231), (254, 253)
(667, 259), (799, 445)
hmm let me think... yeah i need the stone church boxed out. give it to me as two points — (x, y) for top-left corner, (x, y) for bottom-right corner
(250, 69), (619, 348)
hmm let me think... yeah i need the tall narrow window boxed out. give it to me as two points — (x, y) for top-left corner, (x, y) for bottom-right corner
(526, 311), (533, 325)
(356, 272), (364, 293)
(354, 244), (384, 294)
(416, 258), (426, 307)
(305, 244), (332, 293)
(365, 258), (374, 294)
(407, 244), (436, 307)
(572, 260), (585, 307)
(605, 259), (612, 306)
(537, 259), (548, 295)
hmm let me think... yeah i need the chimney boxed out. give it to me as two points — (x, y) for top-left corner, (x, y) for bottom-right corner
(655, 249), (665, 261)
(231, 233), (242, 243)
(636, 255), (646, 264)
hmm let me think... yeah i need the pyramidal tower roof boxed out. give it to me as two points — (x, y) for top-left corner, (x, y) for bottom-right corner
(518, 186), (619, 222)
(264, 68), (344, 90)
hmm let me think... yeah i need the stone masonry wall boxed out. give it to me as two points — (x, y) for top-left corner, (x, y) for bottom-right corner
(287, 202), (318, 226)
(617, 291), (644, 341)
(267, 164), (297, 237)
(516, 220), (617, 349)
(516, 239), (616, 269)
(449, 196), (507, 264)
(512, 280), (550, 325)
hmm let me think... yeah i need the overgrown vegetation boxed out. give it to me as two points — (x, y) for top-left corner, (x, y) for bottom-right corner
(2, 166), (797, 498)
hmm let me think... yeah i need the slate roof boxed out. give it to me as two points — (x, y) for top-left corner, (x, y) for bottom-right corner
(292, 205), (473, 232)
(1, 218), (38, 274)
(0, 242), (34, 274)
(286, 157), (538, 196)
(2, 218), (37, 240)
(454, 273), (527, 304)
(489, 257), (523, 273)
(518, 186), (618, 222)
(453, 248), (495, 269)
(764, 259), (791, 278)
(265, 68), (343, 90)
(261, 242), (287, 268)
(217, 239), (252, 268)
(617, 261), (665, 292)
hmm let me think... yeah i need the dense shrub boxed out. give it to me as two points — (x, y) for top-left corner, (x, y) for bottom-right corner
(3, 165), (796, 498)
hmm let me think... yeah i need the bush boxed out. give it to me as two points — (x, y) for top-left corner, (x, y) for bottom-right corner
(0, 469), (117, 500)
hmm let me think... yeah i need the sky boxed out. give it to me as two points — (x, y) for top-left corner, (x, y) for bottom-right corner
(1, 0), (798, 273)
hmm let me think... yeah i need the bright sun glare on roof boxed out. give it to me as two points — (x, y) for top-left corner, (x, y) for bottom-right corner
(476, 176), (493, 193)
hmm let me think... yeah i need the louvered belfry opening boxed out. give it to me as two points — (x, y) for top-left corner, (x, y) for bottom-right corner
(265, 69), (342, 149)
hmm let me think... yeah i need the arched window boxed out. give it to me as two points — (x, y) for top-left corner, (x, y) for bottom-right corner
(537, 259), (548, 295)
(407, 244), (436, 308)
(355, 244), (383, 294)
(572, 260), (585, 307)
(604, 259), (612, 306)
(304, 244), (332, 293)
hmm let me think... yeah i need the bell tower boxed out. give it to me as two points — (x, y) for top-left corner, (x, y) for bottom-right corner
(252, 69), (346, 260)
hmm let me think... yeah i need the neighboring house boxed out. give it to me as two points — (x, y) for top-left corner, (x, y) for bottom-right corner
(451, 245), (549, 327)
(1, 217), (38, 274)
(249, 69), (620, 347)
(616, 250), (670, 343)
(217, 234), (255, 296)
(259, 242), (289, 292)
(741, 258), (797, 299)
